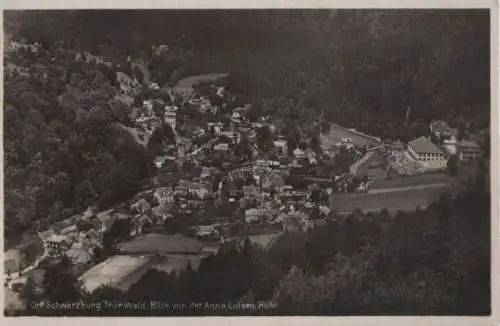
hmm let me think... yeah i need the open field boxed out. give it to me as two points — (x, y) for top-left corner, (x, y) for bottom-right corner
(330, 185), (450, 215)
(320, 122), (382, 149)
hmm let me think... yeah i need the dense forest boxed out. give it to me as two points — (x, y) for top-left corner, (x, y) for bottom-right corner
(7, 10), (490, 138)
(4, 19), (155, 245)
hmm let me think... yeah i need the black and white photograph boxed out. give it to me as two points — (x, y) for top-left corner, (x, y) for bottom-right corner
(2, 8), (495, 318)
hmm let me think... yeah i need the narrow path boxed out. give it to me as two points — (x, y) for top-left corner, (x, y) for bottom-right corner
(368, 182), (450, 194)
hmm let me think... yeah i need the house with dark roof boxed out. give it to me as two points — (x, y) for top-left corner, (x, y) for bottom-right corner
(407, 136), (448, 169)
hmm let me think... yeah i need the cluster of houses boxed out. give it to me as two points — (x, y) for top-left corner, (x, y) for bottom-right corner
(405, 120), (483, 171)
(133, 98), (177, 140)
(6, 41), (41, 54)
(346, 119), (484, 178)
(38, 208), (115, 273)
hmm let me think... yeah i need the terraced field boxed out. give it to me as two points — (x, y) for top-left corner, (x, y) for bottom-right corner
(320, 122), (382, 150)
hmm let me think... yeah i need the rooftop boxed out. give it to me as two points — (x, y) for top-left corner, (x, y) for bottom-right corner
(79, 255), (153, 293)
(118, 233), (205, 255)
(274, 140), (287, 146)
(408, 136), (444, 154)
(47, 234), (69, 243)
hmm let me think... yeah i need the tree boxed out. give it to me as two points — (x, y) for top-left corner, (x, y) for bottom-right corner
(310, 188), (322, 203)
(447, 154), (458, 176)
(147, 123), (176, 154)
(310, 134), (321, 154)
(457, 122), (467, 141)
(104, 218), (132, 246)
(256, 126), (273, 152)
(320, 121), (331, 134)
(72, 180), (98, 212)
(164, 216), (187, 234)
(20, 275), (38, 308)
(109, 98), (132, 124)
(20, 241), (43, 267)
(133, 65), (145, 84)
(41, 257), (82, 305)
(152, 101), (165, 118)
(245, 101), (264, 122)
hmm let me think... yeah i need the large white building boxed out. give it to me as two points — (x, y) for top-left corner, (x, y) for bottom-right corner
(407, 136), (448, 169)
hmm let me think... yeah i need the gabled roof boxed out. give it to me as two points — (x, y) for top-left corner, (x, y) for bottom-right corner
(214, 143), (230, 151)
(408, 136), (444, 154)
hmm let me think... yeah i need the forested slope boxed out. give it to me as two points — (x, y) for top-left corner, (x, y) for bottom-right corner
(8, 10), (490, 137)
(4, 33), (154, 246)
(3, 9), (490, 245)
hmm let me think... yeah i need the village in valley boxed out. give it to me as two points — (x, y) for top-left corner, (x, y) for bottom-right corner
(3, 30), (488, 313)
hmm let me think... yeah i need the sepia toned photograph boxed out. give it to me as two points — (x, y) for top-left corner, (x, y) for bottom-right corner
(2, 9), (493, 317)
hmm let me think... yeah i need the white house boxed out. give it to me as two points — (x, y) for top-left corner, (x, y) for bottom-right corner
(442, 135), (458, 155)
(293, 148), (307, 159)
(154, 187), (174, 205)
(273, 140), (288, 154)
(207, 122), (224, 134)
(407, 136), (448, 169)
